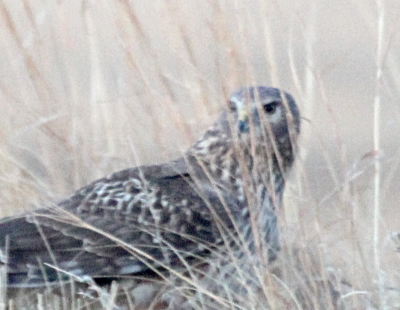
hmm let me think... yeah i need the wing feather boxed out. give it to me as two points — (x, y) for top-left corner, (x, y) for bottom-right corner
(0, 156), (243, 287)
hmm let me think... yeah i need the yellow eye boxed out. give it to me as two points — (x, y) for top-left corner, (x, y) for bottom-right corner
(263, 102), (279, 114)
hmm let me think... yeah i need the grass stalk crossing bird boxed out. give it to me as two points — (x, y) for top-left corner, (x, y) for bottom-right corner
(0, 86), (300, 292)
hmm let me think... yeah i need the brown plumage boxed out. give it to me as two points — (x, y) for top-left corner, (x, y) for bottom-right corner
(0, 86), (300, 288)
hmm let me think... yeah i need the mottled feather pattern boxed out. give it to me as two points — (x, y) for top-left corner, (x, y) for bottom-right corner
(0, 86), (300, 288)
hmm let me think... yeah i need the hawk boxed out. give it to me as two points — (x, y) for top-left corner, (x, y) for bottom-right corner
(0, 86), (300, 289)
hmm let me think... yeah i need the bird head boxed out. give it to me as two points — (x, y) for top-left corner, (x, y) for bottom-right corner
(217, 86), (300, 179)
(189, 86), (300, 174)
(227, 86), (300, 142)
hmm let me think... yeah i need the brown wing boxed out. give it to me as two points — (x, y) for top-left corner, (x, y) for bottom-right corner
(0, 156), (243, 287)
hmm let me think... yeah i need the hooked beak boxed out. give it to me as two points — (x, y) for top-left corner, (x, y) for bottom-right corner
(238, 105), (249, 132)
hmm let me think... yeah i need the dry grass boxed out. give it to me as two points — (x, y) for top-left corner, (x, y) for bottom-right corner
(0, 0), (400, 309)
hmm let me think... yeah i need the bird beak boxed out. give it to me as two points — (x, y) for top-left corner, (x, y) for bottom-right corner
(238, 105), (249, 132)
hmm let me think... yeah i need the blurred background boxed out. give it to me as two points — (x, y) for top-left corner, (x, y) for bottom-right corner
(0, 0), (399, 306)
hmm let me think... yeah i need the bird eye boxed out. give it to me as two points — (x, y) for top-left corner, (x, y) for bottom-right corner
(263, 102), (279, 114)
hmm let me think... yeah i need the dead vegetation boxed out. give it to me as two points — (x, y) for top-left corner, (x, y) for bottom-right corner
(0, 0), (399, 309)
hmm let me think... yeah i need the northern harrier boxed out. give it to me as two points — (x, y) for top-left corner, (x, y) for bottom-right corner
(0, 86), (300, 289)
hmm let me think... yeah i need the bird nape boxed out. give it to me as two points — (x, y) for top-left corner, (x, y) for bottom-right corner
(0, 86), (300, 289)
